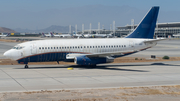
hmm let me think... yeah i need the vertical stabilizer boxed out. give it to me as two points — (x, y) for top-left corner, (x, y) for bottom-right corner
(42, 33), (46, 37)
(125, 6), (159, 39)
(50, 32), (54, 37)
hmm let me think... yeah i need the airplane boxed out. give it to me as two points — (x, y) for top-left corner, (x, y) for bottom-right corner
(72, 31), (83, 38)
(83, 34), (93, 38)
(50, 32), (72, 38)
(3, 6), (163, 69)
(93, 32), (113, 38)
(0, 33), (10, 37)
(41, 32), (51, 37)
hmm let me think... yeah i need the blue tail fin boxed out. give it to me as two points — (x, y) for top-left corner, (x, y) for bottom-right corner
(125, 6), (159, 39)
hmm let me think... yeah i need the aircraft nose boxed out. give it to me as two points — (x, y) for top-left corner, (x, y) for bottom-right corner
(3, 50), (12, 58)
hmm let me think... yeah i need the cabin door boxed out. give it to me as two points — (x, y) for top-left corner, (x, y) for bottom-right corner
(31, 44), (37, 54)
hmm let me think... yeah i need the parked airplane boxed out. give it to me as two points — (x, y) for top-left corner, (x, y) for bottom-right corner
(50, 33), (72, 38)
(41, 32), (51, 37)
(0, 33), (10, 37)
(72, 31), (83, 38)
(94, 32), (113, 38)
(4, 6), (162, 68)
(83, 34), (93, 38)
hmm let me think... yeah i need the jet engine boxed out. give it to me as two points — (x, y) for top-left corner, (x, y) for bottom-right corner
(74, 55), (114, 65)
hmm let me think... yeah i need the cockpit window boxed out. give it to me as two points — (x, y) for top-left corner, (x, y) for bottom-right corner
(12, 46), (24, 50)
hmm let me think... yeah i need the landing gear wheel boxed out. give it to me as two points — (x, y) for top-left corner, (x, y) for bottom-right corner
(24, 64), (29, 68)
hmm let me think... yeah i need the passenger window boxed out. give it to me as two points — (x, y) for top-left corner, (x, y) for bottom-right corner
(117, 45), (118, 47)
(81, 46), (82, 48)
(65, 47), (66, 49)
(57, 47), (58, 49)
(51, 47), (53, 49)
(45, 47), (47, 49)
(119, 45), (121, 47)
(75, 46), (77, 48)
(87, 46), (89, 48)
(111, 45), (113, 48)
(93, 46), (94, 48)
(67, 47), (69, 49)
(122, 45), (123, 47)
(109, 46), (110, 48)
(84, 46), (86, 48)
(39, 47), (41, 49)
(90, 46), (92, 48)
(96, 46), (97, 48)
(48, 47), (50, 49)
(54, 47), (55, 49)
(42, 47), (44, 49)
(98, 46), (100, 48)
(62, 47), (64, 49)
(124, 45), (126, 47)
(59, 47), (61, 49)
(78, 46), (79, 48)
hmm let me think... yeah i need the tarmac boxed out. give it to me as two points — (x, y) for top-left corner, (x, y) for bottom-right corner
(0, 61), (180, 93)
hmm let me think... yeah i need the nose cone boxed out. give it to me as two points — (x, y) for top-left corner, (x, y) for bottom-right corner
(3, 50), (12, 58)
(3, 49), (21, 60)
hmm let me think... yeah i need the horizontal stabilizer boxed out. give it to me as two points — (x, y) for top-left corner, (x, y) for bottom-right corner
(143, 38), (167, 43)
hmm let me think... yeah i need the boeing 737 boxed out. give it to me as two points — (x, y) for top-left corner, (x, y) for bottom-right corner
(4, 6), (162, 68)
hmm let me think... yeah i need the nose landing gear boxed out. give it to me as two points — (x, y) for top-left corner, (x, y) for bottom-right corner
(24, 64), (29, 68)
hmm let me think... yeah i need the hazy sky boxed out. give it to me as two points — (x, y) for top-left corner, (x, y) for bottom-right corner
(0, 0), (180, 30)
(1, 0), (179, 12)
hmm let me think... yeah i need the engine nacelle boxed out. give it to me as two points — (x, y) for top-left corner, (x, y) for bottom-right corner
(74, 55), (114, 65)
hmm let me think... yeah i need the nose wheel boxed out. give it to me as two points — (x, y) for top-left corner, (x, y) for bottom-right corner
(24, 64), (29, 68)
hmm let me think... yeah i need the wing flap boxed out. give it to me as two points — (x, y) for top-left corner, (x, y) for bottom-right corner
(66, 50), (135, 59)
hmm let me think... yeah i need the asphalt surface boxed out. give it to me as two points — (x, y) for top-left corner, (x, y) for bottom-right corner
(0, 61), (180, 92)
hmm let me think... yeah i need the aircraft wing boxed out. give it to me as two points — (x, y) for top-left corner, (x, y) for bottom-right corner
(66, 50), (135, 59)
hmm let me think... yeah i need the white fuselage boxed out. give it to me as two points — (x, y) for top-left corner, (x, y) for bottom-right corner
(4, 38), (156, 62)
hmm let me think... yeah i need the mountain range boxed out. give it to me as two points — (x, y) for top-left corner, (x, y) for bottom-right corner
(0, 27), (16, 33)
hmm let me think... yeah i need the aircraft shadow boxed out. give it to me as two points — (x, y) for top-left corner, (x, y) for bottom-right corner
(15, 64), (149, 72)
(14, 62), (180, 72)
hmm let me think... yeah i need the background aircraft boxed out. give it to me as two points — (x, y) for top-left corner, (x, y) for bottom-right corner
(41, 32), (51, 37)
(50, 33), (72, 38)
(0, 33), (10, 37)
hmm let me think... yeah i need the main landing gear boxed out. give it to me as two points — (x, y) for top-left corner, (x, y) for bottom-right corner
(24, 64), (29, 68)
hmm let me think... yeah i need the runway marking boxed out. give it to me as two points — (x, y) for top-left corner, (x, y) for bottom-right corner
(0, 69), (28, 91)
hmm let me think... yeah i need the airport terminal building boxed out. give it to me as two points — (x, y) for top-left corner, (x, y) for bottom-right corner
(117, 22), (180, 38)
(81, 22), (180, 38)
